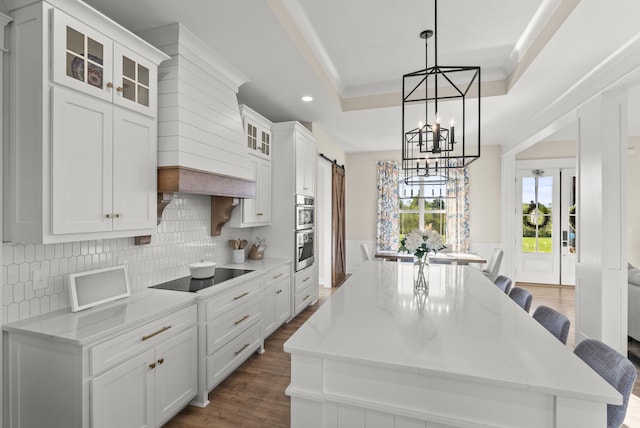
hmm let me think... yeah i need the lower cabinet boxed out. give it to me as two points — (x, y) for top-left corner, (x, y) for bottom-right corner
(293, 265), (317, 317)
(3, 303), (198, 428)
(192, 276), (264, 406)
(92, 326), (197, 428)
(263, 263), (292, 338)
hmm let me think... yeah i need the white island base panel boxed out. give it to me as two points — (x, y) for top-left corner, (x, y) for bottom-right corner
(287, 355), (606, 428)
(285, 262), (617, 428)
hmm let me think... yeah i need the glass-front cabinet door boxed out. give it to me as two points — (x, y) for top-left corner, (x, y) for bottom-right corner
(113, 43), (157, 115)
(51, 11), (156, 116)
(52, 9), (113, 102)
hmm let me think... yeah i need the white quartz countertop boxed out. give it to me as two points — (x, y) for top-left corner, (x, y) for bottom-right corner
(2, 288), (196, 346)
(3, 257), (291, 346)
(284, 261), (621, 405)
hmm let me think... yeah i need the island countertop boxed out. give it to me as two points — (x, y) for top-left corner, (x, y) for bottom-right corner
(285, 261), (620, 428)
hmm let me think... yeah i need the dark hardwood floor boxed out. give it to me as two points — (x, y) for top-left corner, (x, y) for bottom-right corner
(164, 288), (331, 428)
(164, 281), (640, 427)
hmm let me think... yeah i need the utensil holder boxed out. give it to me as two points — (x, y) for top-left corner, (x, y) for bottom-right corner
(233, 249), (245, 264)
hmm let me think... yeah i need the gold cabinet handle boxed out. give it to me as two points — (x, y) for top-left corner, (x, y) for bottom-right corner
(234, 315), (250, 325)
(157, 358), (164, 365)
(272, 273), (284, 280)
(149, 362), (156, 369)
(234, 343), (250, 356)
(256, 212), (263, 216)
(276, 289), (281, 294)
(141, 325), (171, 341)
(106, 213), (114, 218)
(106, 82), (113, 88)
(115, 213), (123, 218)
(116, 86), (123, 93)
(303, 277), (311, 283)
(303, 294), (310, 301)
(233, 292), (249, 301)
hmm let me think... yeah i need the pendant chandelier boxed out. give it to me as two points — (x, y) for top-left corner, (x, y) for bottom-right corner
(402, 0), (481, 186)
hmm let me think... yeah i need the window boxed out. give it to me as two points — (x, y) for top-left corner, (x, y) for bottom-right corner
(522, 174), (553, 253)
(398, 175), (447, 241)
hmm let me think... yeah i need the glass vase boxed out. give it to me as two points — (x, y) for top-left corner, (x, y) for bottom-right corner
(413, 255), (429, 293)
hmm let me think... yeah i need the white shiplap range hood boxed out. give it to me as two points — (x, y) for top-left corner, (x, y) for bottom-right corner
(140, 23), (255, 235)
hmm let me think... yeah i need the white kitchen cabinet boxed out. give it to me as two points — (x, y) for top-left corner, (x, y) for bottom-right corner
(263, 122), (318, 319)
(193, 275), (264, 407)
(293, 265), (317, 317)
(229, 156), (272, 227)
(241, 104), (272, 160)
(51, 87), (156, 234)
(263, 262), (291, 337)
(51, 8), (158, 116)
(295, 130), (316, 197)
(229, 106), (273, 228)
(4, 0), (168, 244)
(3, 293), (197, 428)
(92, 326), (197, 428)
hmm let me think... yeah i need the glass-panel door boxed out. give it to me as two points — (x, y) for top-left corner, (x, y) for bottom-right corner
(515, 168), (560, 284)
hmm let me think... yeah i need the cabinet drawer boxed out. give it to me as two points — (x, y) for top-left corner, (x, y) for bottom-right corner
(206, 323), (261, 391)
(205, 279), (260, 321)
(294, 270), (314, 294)
(206, 299), (261, 355)
(90, 305), (197, 376)
(266, 264), (290, 285)
(294, 285), (314, 315)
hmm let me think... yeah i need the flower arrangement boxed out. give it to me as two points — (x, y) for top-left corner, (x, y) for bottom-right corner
(399, 225), (446, 259)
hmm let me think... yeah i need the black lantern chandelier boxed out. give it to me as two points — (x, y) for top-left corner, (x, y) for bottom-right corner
(402, 0), (481, 186)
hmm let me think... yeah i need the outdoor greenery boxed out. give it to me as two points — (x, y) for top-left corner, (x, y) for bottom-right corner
(399, 196), (446, 239)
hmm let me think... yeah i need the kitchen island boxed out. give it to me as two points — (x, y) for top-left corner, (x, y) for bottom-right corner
(284, 261), (620, 428)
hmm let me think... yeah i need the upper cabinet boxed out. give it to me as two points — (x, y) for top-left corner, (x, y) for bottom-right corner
(295, 131), (316, 197)
(242, 105), (272, 160)
(3, 1), (169, 244)
(228, 105), (273, 228)
(51, 9), (158, 116)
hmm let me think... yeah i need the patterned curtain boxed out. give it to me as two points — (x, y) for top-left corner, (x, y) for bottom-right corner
(446, 168), (470, 252)
(376, 161), (400, 251)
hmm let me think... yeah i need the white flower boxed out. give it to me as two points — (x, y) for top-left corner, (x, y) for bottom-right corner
(404, 231), (423, 253)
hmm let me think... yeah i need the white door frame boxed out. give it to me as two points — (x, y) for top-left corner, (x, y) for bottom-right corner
(560, 168), (577, 286)
(317, 160), (332, 288)
(514, 159), (575, 284)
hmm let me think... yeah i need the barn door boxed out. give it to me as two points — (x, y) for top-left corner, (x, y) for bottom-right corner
(332, 164), (346, 286)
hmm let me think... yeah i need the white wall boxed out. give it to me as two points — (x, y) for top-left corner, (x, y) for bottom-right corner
(516, 140), (576, 160)
(468, 145), (502, 260)
(628, 136), (640, 266)
(345, 147), (503, 273)
(312, 124), (345, 287)
(2, 194), (255, 323)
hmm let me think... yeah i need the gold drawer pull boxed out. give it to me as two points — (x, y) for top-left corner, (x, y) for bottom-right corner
(157, 358), (164, 365)
(303, 294), (310, 301)
(234, 343), (250, 356)
(303, 277), (311, 282)
(273, 273), (284, 280)
(115, 213), (123, 218)
(234, 315), (250, 325)
(141, 325), (171, 341)
(233, 292), (249, 301)
(106, 213), (114, 218)
(257, 212), (263, 216)
(149, 362), (156, 369)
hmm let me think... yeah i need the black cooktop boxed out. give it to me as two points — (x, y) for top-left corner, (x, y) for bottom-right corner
(150, 267), (254, 292)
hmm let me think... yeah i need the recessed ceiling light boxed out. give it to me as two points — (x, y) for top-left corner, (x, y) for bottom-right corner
(301, 96), (313, 102)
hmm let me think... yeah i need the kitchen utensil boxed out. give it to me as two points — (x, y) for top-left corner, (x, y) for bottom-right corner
(189, 260), (217, 279)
